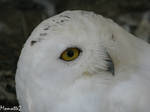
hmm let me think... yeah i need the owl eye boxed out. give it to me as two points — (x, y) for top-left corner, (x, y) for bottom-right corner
(60, 47), (82, 61)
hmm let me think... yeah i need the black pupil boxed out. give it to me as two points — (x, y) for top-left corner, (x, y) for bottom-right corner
(67, 50), (74, 57)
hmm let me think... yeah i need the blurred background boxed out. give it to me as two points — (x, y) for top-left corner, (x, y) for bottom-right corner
(0, 0), (150, 108)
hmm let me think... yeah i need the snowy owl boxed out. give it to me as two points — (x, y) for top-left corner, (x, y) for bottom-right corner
(15, 10), (150, 112)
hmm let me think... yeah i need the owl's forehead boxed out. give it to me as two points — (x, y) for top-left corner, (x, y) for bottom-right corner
(31, 11), (101, 36)
(42, 11), (97, 32)
(29, 11), (105, 46)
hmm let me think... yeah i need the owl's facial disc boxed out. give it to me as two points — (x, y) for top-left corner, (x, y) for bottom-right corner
(59, 47), (82, 61)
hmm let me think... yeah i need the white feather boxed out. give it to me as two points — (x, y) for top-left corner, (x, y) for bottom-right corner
(15, 10), (150, 112)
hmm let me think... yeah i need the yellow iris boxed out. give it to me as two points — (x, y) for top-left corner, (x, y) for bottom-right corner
(60, 47), (81, 61)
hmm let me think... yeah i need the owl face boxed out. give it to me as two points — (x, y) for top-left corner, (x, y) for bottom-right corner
(17, 11), (114, 90)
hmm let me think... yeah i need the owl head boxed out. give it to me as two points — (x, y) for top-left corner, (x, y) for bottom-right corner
(16, 10), (146, 112)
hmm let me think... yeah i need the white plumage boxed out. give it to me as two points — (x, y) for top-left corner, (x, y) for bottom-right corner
(15, 10), (150, 112)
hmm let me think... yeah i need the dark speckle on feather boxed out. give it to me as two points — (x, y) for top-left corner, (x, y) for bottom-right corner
(60, 20), (64, 22)
(60, 15), (71, 19)
(40, 33), (47, 36)
(30, 38), (44, 46)
(30, 40), (37, 46)
(43, 26), (50, 30)
(111, 34), (116, 41)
